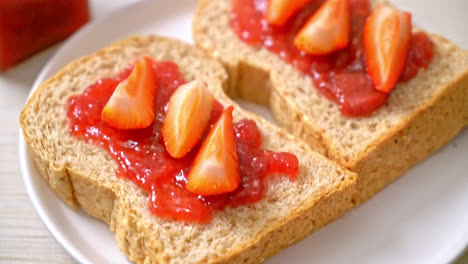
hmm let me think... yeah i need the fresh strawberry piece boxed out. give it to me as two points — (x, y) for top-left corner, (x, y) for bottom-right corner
(101, 57), (157, 129)
(399, 32), (434, 82)
(265, 0), (313, 25)
(162, 80), (214, 158)
(186, 107), (241, 196)
(294, 0), (350, 55)
(364, 6), (411, 93)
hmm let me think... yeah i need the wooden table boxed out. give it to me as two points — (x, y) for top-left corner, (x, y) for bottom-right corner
(0, 0), (467, 263)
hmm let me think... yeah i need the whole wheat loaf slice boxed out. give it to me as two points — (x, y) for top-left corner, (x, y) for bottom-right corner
(193, 0), (468, 204)
(20, 36), (357, 264)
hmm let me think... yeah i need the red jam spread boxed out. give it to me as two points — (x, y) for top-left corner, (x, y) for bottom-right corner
(67, 60), (299, 224)
(231, 0), (434, 116)
(0, 0), (90, 71)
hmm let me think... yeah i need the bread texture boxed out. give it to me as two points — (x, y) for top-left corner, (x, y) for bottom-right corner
(193, 0), (468, 204)
(20, 36), (357, 264)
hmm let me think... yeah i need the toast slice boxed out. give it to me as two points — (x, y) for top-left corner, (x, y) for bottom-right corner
(193, 0), (468, 204)
(20, 36), (357, 264)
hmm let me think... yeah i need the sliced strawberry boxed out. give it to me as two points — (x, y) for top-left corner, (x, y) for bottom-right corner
(186, 106), (241, 196)
(162, 80), (214, 158)
(265, 0), (313, 25)
(364, 6), (411, 93)
(294, 0), (350, 55)
(101, 57), (157, 129)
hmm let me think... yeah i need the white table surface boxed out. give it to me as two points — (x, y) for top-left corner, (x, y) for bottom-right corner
(0, 0), (467, 263)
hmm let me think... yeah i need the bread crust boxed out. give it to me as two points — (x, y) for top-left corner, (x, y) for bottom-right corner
(193, 0), (468, 204)
(349, 57), (468, 202)
(20, 36), (357, 263)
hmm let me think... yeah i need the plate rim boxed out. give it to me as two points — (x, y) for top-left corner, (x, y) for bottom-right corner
(18, 0), (468, 263)
(19, 1), (148, 263)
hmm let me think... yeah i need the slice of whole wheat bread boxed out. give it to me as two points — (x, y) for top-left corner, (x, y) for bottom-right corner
(193, 0), (468, 204)
(20, 36), (357, 264)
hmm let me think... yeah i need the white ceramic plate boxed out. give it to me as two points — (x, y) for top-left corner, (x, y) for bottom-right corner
(19, 0), (468, 263)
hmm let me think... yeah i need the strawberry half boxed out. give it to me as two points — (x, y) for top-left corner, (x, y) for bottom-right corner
(101, 57), (157, 129)
(265, 0), (313, 25)
(162, 80), (214, 158)
(294, 0), (350, 55)
(364, 6), (411, 93)
(186, 106), (241, 196)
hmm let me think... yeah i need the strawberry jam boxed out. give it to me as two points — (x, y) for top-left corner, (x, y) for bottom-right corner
(0, 0), (90, 71)
(67, 60), (299, 224)
(231, 0), (434, 116)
